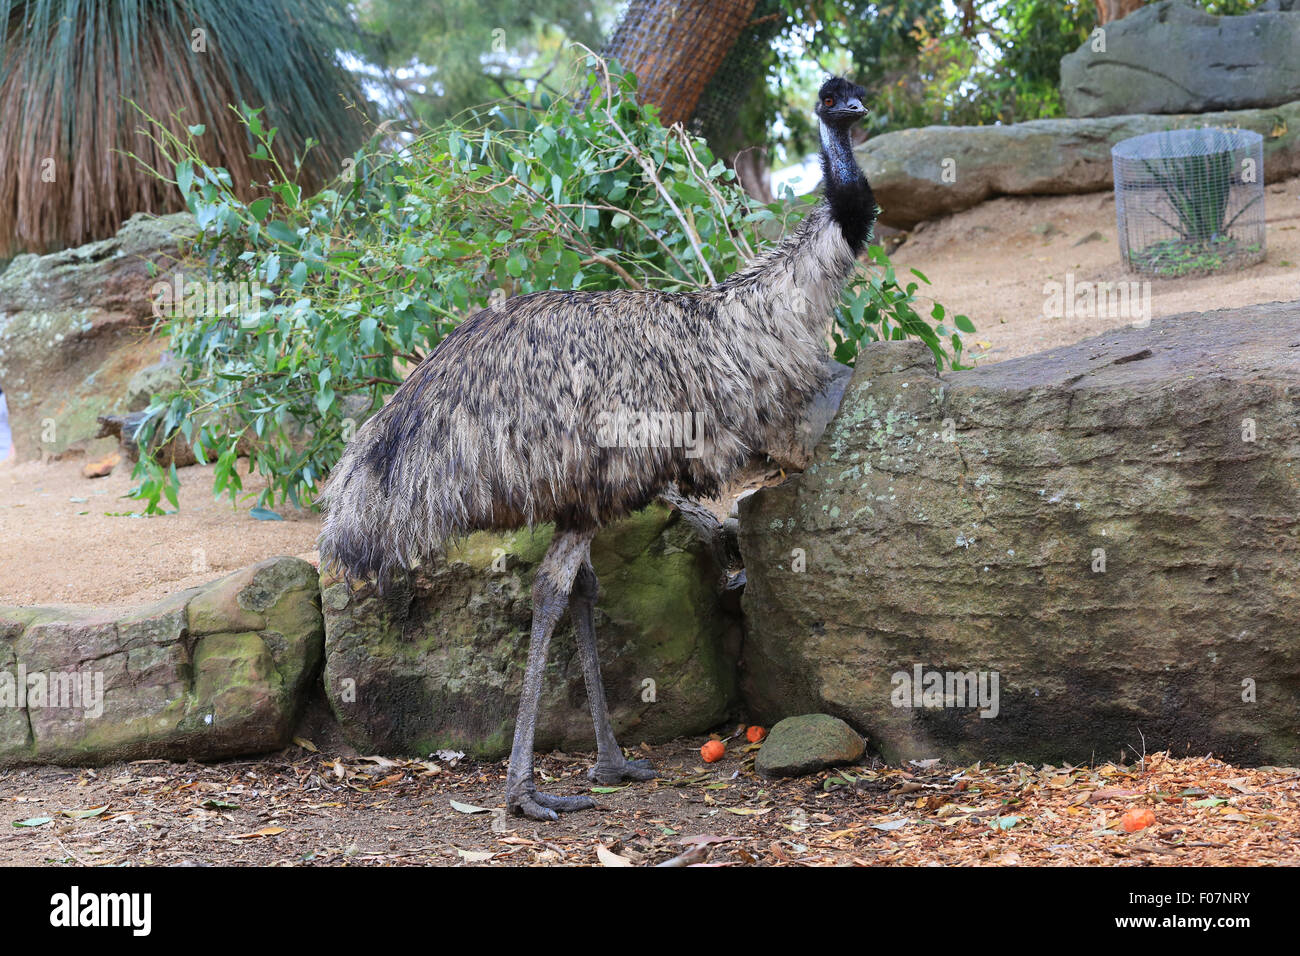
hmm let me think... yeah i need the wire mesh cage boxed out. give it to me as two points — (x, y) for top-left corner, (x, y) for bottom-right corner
(1112, 128), (1265, 278)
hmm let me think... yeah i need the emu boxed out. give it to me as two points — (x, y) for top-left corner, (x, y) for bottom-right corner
(319, 76), (877, 821)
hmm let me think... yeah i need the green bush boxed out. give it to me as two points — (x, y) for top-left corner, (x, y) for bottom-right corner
(128, 57), (971, 514)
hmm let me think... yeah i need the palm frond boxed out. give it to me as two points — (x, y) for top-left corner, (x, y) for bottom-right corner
(0, 0), (375, 257)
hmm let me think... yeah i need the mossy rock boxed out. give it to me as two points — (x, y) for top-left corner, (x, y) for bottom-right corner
(740, 304), (1300, 766)
(755, 714), (865, 777)
(0, 556), (323, 766)
(322, 504), (742, 759)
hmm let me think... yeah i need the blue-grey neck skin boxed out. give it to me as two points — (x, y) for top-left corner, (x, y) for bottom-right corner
(819, 119), (858, 188)
(818, 118), (877, 252)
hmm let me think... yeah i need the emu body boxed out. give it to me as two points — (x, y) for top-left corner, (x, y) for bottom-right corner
(319, 77), (877, 820)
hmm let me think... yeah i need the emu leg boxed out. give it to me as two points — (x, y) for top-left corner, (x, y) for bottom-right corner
(572, 562), (658, 785)
(505, 529), (598, 822)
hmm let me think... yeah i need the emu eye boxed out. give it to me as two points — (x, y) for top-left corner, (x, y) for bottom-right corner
(823, 97), (834, 107)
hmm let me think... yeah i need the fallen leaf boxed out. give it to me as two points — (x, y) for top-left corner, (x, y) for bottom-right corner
(231, 827), (286, 839)
(596, 844), (634, 867)
(678, 834), (741, 847)
(450, 800), (492, 814)
(871, 818), (911, 832)
(1088, 787), (1142, 803)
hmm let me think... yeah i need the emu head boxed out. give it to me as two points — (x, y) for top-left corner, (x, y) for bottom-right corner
(815, 76), (868, 129)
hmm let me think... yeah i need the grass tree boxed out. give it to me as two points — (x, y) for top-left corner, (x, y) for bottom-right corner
(0, 0), (373, 257)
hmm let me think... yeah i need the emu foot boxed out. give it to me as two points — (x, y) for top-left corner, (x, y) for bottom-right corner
(588, 756), (658, 785)
(507, 786), (597, 822)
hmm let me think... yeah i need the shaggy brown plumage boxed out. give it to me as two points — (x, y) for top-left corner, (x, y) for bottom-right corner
(319, 203), (855, 583)
(318, 76), (877, 821)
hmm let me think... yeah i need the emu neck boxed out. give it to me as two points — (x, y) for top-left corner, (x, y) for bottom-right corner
(819, 120), (875, 251)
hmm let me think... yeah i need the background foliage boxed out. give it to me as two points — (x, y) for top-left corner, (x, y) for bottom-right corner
(0, 0), (373, 257)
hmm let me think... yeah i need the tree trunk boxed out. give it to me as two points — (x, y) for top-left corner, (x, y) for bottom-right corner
(603, 0), (758, 127)
(1093, 0), (1143, 24)
(733, 147), (774, 204)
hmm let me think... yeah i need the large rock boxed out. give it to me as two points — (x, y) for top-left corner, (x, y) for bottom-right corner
(1061, 2), (1300, 118)
(0, 212), (196, 459)
(0, 557), (322, 765)
(739, 300), (1300, 765)
(858, 100), (1300, 228)
(323, 504), (741, 759)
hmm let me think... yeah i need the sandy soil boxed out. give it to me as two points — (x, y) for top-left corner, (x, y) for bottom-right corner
(891, 175), (1300, 364)
(0, 458), (320, 608)
(2, 177), (1297, 609)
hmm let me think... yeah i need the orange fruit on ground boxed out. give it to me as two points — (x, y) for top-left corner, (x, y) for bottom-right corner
(746, 725), (766, 743)
(700, 740), (725, 763)
(1120, 807), (1156, 833)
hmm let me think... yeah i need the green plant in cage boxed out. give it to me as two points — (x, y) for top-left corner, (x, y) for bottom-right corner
(1133, 128), (1263, 277)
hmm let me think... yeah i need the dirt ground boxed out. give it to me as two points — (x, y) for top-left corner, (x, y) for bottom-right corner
(1, 735), (1296, 866)
(0, 458), (320, 608)
(891, 175), (1300, 364)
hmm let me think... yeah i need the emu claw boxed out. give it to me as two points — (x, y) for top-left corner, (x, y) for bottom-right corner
(589, 757), (658, 785)
(508, 789), (597, 822)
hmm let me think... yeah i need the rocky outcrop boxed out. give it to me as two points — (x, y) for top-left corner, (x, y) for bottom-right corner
(0, 212), (195, 459)
(1061, 1), (1300, 118)
(739, 300), (1300, 765)
(0, 557), (322, 765)
(857, 100), (1300, 228)
(322, 504), (742, 759)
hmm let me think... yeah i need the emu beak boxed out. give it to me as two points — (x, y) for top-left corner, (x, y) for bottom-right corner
(828, 97), (868, 122)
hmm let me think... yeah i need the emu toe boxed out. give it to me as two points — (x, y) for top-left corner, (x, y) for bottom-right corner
(509, 788), (597, 822)
(589, 757), (658, 785)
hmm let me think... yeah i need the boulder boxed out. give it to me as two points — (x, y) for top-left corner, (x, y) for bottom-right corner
(0, 212), (196, 459)
(1061, 1), (1300, 118)
(0, 557), (322, 765)
(739, 300), (1300, 765)
(754, 714), (865, 777)
(322, 503), (742, 759)
(125, 357), (183, 412)
(857, 100), (1300, 228)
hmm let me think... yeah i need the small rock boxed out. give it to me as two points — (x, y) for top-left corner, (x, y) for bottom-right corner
(81, 452), (120, 479)
(754, 714), (865, 778)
